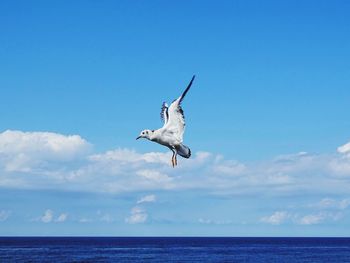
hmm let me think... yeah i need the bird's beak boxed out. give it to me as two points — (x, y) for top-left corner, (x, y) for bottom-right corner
(136, 136), (141, 140)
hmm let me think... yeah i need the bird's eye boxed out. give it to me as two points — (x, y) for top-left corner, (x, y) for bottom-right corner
(142, 132), (144, 134)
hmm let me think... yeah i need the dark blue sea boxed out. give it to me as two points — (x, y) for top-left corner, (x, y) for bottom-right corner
(1, 237), (350, 262)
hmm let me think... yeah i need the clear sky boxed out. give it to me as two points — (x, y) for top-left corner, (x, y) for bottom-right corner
(1, 0), (350, 236)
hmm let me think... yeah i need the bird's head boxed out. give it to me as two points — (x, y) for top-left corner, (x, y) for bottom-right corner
(136, 129), (153, 140)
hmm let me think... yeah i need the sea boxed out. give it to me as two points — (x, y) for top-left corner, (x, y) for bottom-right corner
(1, 237), (350, 262)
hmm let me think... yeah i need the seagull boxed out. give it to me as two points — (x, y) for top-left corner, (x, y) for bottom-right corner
(136, 75), (195, 167)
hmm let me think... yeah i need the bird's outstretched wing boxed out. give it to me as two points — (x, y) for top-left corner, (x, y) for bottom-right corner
(164, 75), (195, 142)
(160, 102), (169, 124)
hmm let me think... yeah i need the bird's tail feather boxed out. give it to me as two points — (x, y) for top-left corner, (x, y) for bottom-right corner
(176, 144), (191, 159)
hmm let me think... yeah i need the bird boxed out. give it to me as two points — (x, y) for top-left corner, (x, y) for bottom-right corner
(136, 75), (195, 167)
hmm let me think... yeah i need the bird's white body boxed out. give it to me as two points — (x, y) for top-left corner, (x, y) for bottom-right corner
(151, 129), (181, 148)
(137, 76), (195, 167)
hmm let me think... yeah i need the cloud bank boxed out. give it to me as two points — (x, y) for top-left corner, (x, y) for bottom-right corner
(1, 130), (350, 197)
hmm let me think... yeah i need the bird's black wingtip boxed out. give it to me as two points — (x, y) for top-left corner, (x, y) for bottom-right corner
(187, 75), (196, 87)
(179, 75), (196, 103)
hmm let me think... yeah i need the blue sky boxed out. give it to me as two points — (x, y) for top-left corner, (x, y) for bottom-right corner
(1, 0), (350, 236)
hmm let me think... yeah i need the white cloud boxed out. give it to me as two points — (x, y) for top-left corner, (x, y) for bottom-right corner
(125, 206), (148, 224)
(312, 198), (350, 210)
(260, 211), (290, 225)
(126, 195), (156, 224)
(339, 199), (350, 209)
(79, 218), (92, 223)
(296, 212), (342, 225)
(137, 194), (156, 204)
(89, 149), (170, 165)
(329, 140), (350, 175)
(212, 157), (246, 176)
(298, 213), (325, 225)
(40, 209), (54, 223)
(56, 213), (68, 222)
(261, 198), (348, 226)
(329, 158), (350, 176)
(198, 218), (212, 224)
(198, 218), (232, 225)
(37, 210), (69, 223)
(2, 129), (350, 197)
(338, 141), (350, 155)
(317, 198), (335, 209)
(136, 170), (173, 184)
(0, 130), (90, 173)
(0, 210), (11, 222)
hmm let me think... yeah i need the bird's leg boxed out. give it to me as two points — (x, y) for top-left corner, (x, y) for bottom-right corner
(174, 151), (178, 166)
(171, 150), (175, 168)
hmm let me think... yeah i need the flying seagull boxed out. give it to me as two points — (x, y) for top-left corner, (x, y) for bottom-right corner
(136, 75), (195, 167)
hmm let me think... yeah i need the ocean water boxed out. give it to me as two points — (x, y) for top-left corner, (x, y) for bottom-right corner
(1, 237), (350, 262)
